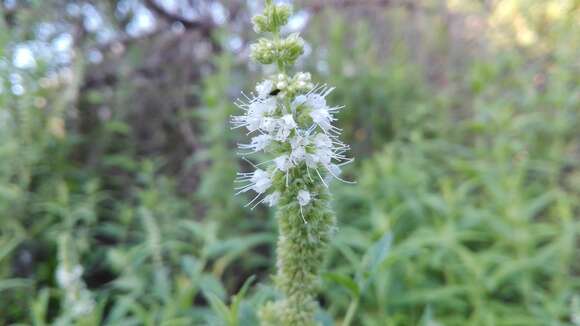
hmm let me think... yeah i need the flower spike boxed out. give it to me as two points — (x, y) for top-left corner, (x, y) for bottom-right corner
(232, 1), (353, 324)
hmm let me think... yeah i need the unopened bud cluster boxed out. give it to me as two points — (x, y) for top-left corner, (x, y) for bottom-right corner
(251, 33), (305, 66)
(252, 2), (292, 33)
(250, 1), (304, 67)
(266, 72), (314, 98)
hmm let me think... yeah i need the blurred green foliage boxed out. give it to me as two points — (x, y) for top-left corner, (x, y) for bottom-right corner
(0, 1), (579, 325)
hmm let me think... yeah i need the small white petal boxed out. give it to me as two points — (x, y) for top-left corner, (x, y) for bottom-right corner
(313, 133), (332, 149)
(260, 117), (277, 132)
(291, 95), (307, 110)
(264, 191), (281, 207)
(275, 114), (297, 141)
(262, 97), (277, 114)
(249, 169), (272, 194)
(289, 135), (309, 163)
(305, 153), (319, 168)
(297, 190), (311, 206)
(316, 148), (333, 165)
(310, 108), (332, 131)
(274, 154), (292, 171)
(307, 93), (327, 110)
(256, 80), (273, 98)
(245, 115), (262, 132)
(281, 114), (297, 128)
(251, 169), (267, 180)
(244, 134), (271, 152)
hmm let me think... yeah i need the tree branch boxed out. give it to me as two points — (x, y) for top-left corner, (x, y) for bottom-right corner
(143, 0), (215, 36)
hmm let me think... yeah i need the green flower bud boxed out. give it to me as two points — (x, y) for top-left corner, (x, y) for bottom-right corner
(250, 34), (304, 67)
(252, 14), (269, 33)
(276, 33), (305, 66)
(270, 3), (292, 29)
(252, 3), (293, 34)
(251, 38), (277, 64)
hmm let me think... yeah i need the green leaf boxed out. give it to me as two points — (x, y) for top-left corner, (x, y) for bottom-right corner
(367, 232), (393, 272)
(31, 288), (50, 326)
(206, 293), (231, 323)
(200, 274), (227, 300)
(323, 272), (360, 298)
(231, 275), (256, 321)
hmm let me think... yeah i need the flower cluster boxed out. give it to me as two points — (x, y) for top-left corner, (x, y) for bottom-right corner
(232, 78), (352, 221)
(56, 263), (95, 316)
(55, 235), (95, 319)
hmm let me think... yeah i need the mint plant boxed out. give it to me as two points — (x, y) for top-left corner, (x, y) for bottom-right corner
(55, 234), (94, 324)
(231, 1), (353, 324)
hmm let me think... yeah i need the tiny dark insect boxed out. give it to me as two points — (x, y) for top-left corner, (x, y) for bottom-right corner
(269, 89), (281, 96)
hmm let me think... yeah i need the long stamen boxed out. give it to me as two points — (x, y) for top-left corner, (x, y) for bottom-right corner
(315, 168), (329, 188)
(325, 164), (356, 184)
(245, 192), (263, 208)
(300, 206), (308, 224)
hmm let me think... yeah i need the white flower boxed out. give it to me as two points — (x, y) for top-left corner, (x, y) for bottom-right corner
(289, 135), (309, 163)
(297, 189), (313, 224)
(233, 97), (277, 132)
(313, 133), (332, 149)
(240, 134), (271, 153)
(318, 146), (334, 164)
(274, 154), (292, 171)
(305, 150), (328, 168)
(56, 265), (83, 288)
(297, 190), (311, 206)
(236, 169), (272, 196)
(310, 107), (332, 131)
(244, 116), (262, 132)
(260, 117), (278, 133)
(306, 93), (327, 110)
(281, 114), (297, 127)
(275, 114), (297, 141)
(70, 293), (95, 316)
(56, 263), (95, 317)
(302, 89), (342, 133)
(264, 191), (281, 207)
(256, 79), (273, 98)
(291, 95), (307, 108)
(301, 133), (331, 168)
(250, 169), (272, 193)
(249, 97), (276, 116)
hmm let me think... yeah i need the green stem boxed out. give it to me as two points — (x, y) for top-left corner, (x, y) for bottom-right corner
(271, 25), (286, 74)
(342, 298), (360, 326)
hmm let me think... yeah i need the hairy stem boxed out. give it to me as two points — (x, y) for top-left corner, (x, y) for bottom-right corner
(261, 183), (336, 325)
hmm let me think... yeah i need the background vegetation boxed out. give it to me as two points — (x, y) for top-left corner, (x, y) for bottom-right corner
(0, 0), (578, 325)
